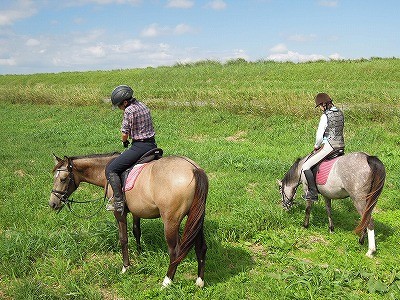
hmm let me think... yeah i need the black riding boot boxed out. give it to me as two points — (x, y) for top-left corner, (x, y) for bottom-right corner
(303, 169), (318, 201)
(106, 172), (125, 214)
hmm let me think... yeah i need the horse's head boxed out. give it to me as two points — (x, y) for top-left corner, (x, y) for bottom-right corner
(278, 158), (302, 211)
(278, 179), (297, 211)
(49, 155), (79, 211)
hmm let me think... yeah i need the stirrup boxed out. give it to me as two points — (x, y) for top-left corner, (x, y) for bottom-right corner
(302, 193), (318, 202)
(106, 198), (125, 213)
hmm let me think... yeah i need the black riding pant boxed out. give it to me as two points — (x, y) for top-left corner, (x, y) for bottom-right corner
(105, 140), (157, 179)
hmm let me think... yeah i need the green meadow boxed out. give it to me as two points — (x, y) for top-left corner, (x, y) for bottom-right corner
(0, 58), (399, 299)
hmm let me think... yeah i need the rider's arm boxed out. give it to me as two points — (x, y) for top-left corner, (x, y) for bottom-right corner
(314, 114), (327, 149)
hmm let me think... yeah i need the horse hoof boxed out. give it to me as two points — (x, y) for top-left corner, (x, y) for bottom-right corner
(365, 250), (375, 258)
(196, 277), (204, 288)
(121, 265), (129, 274)
(162, 276), (172, 288)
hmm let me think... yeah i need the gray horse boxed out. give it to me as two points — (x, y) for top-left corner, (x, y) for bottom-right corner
(278, 152), (385, 257)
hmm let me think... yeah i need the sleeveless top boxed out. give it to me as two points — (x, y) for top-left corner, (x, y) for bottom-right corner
(323, 107), (344, 149)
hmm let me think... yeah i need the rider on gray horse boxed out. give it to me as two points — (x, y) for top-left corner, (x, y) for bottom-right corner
(301, 93), (345, 201)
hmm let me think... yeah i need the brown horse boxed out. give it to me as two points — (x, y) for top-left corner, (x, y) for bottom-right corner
(278, 152), (385, 257)
(49, 153), (208, 288)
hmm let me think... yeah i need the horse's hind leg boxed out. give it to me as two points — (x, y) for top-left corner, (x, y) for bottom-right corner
(353, 197), (376, 257)
(194, 227), (207, 288)
(132, 216), (142, 253)
(162, 223), (180, 288)
(324, 197), (334, 233)
(364, 218), (376, 258)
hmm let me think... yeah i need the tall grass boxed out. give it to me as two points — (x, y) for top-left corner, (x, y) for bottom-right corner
(0, 59), (399, 299)
(1, 58), (399, 119)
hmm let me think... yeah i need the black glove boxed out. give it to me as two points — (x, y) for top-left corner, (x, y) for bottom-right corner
(122, 140), (130, 148)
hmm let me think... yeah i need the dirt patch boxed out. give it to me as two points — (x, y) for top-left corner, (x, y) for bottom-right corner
(226, 130), (247, 142)
(14, 169), (26, 177)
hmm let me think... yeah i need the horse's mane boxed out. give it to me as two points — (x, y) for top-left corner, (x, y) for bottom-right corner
(52, 152), (121, 172)
(282, 158), (301, 184)
(68, 152), (121, 160)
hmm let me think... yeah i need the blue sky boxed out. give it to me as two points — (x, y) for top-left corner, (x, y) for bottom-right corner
(0, 0), (399, 74)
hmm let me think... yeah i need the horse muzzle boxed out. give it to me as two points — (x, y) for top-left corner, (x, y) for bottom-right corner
(49, 190), (66, 210)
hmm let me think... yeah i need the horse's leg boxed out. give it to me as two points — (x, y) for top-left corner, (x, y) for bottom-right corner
(303, 199), (313, 228)
(194, 227), (207, 288)
(365, 218), (376, 258)
(162, 222), (180, 288)
(324, 197), (334, 233)
(114, 211), (130, 273)
(352, 196), (376, 257)
(132, 216), (142, 253)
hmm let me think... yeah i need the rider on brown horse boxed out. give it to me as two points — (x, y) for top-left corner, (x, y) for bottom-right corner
(105, 85), (157, 214)
(301, 93), (345, 201)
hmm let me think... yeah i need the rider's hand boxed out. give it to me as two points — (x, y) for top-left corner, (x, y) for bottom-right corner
(122, 140), (130, 148)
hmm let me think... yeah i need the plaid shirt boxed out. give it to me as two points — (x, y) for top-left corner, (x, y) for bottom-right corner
(121, 100), (155, 140)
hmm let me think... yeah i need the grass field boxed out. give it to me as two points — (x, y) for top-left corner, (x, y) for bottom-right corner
(0, 58), (399, 299)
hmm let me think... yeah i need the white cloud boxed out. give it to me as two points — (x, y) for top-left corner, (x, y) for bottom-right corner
(64, 0), (141, 6)
(166, 0), (194, 9)
(0, 57), (17, 66)
(317, 1), (338, 7)
(0, 0), (38, 26)
(84, 45), (106, 57)
(141, 23), (194, 37)
(173, 23), (194, 35)
(73, 30), (105, 44)
(288, 34), (316, 42)
(328, 53), (343, 60)
(118, 39), (147, 52)
(270, 43), (288, 53)
(267, 50), (343, 63)
(141, 24), (164, 37)
(224, 49), (249, 61)
(206, 0), (227, 10)
(26, 38), (40, 47)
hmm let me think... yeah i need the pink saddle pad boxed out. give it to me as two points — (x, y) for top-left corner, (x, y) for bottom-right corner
(315, 157), (339, 185)
(123, 163), (147, 192)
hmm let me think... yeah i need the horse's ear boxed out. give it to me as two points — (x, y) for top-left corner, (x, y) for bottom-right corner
(53, 154), (62, 163)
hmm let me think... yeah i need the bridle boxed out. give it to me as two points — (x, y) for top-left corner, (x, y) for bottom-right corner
(280, 177), (302, 211)
(280, 182), (296, 210)
(51, 158), (108, 217)
(51, 159), (77, 213)
(280, 153), (313, 210)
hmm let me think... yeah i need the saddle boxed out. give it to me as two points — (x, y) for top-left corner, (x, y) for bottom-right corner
(311, 148), (344, 185)
(121, 148), (163, 188)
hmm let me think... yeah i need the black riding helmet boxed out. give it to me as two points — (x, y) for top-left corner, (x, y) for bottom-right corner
(111, 85), (134, 106)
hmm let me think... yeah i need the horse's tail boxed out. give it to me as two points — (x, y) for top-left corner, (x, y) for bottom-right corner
(354, 155), (386, 235)
(172, 168), (208, 266)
